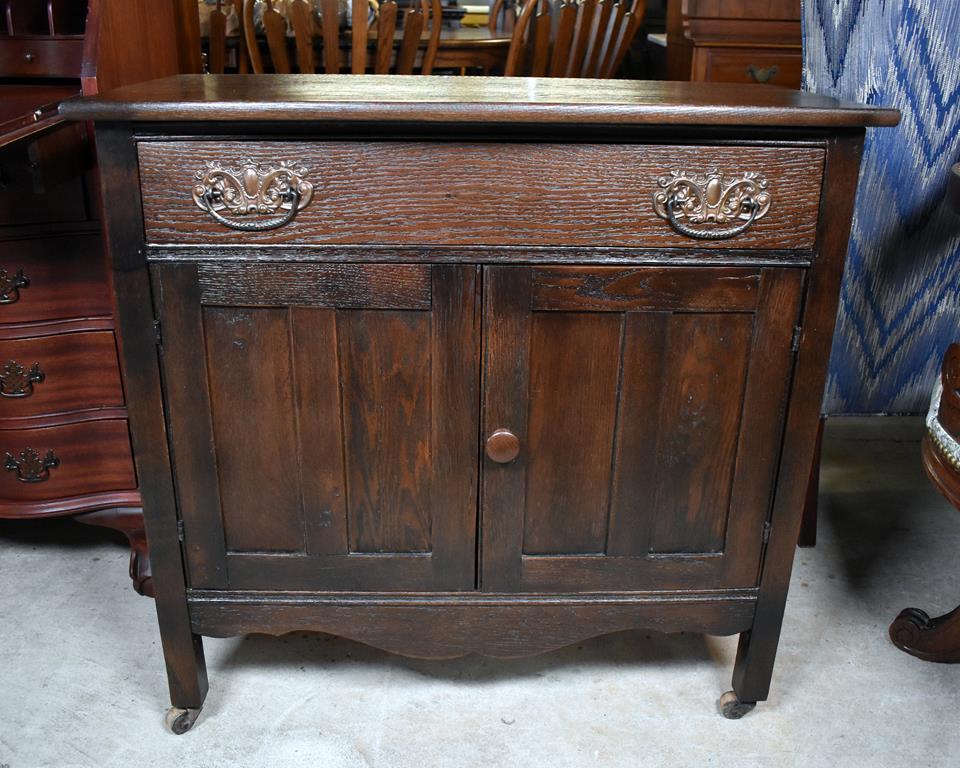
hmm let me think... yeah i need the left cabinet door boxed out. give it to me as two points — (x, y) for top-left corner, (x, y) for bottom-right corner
(152, 263), (480, 592)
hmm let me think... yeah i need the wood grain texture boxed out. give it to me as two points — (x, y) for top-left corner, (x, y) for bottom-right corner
(188, 590), (759, 657)
(0, 330), (123, 422)
(139, 141), (824, 250)
(197, 263), (431, 309)
(60, 74), (900, 128)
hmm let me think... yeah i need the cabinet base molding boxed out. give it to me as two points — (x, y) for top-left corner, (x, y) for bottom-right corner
(188, 590), (758, 659)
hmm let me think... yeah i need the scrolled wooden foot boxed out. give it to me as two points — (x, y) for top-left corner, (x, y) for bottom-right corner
(889, 604), (960, 663)
(719, 691), (756, 719)
(74, 508), (154, 597)
(164, 706), (202, 734)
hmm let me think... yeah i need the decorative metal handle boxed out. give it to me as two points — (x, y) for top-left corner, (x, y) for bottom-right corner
(0, 360), (45, 398)
(747, 65), (779, 83)
(486, 429), (521, 464)
(653, 169), (772, 241)
(0, 267), (30, 304)
(4, 448), (59, 483)
(192, 160), (314, 232)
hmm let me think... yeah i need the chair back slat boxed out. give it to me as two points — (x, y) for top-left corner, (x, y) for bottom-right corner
(290, 0), (316, 74)
(208, 0), (227, 75)
(549, 1), (577, 77)
(566, 0), (596, 77)
(351, 0), (368, 74)
(319, 0), (340, 73)
(503, 0), (539, 76)
(242, 0), (264, 73)
(603, 0), (643, 77)
(395, 3), (425, 74)
(530, 1), (551, 77)
(375, 0), (399, 74)
(421, 0), (443, 75)
(582, 0), (613, 77)
(262, 0), (291, 73)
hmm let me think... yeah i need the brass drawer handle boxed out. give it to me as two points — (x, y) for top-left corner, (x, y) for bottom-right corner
(653, 169), (771, 241)
(486, 429), (521, 464)
(192, 160), (314, 232)
(4, 447), (59, 483)
(0, 267), (30, 304)
(747, 65), (779, 83)
(0, 360), (45, 398)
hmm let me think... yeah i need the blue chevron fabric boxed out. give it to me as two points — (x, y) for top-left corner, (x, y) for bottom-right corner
(803, 0), (960, 413)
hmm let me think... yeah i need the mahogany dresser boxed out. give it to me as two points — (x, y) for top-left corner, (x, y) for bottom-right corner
(62, 75), (898, 732)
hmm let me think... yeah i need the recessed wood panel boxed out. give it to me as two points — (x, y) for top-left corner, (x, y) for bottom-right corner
(523, 312), (622, 554)
(139, 141), (824, 250)
(204, 306), (304, 553)
(648, 313), (754, 554)
(339, 310), (433, 554)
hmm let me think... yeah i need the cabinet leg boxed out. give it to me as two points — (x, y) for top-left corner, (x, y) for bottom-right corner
(797, 415), (825, 548)
(74, 508), (154, 596)
(889, 604), (960, 663)
(730, 623), (779, 708)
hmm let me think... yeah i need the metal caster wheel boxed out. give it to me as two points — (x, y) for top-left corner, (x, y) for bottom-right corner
(164, 706), (202, 734)
(719, 691), (756, 720)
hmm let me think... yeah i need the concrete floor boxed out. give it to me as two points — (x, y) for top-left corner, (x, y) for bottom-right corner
(1, 417), (959, 767)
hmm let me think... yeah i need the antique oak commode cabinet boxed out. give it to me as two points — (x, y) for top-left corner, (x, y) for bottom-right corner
(61, 75), (897, 732)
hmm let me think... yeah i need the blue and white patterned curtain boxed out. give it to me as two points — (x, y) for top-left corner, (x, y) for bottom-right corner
(803, 0), (960, 414)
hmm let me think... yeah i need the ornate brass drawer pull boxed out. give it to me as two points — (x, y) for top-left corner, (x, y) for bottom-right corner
(0, 360), (45, 398)
(0, 267), (30, 304)
(192, 160), (314, 232)
(653, 169), (771, 240)
(4, 447), (59, 483)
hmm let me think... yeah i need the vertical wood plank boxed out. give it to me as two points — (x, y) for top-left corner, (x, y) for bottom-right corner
(523, 312), (622, 554)
(340, 310), (433, 553)
(351, 0), (368, 74)
(480, 266), (531, 591)
(649, 313), (753, 554)
(290, 308), (349, 556)
(606, 312), (669, 557)
(205, 307), (304, 553)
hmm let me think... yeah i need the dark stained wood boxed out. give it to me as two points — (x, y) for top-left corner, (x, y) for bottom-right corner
(188, 590), (759, 657)
(797, 415), (825, 548)
(207, 1), (227, 75)
(59, 74), (901, 128)
(75, 507), (153, 596)
(138, 141), (825, 250)
(197, 263), (431, 308)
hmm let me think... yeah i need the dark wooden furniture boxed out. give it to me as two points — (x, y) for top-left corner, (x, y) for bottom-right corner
(62, 75), (897, 732)
(889, 163), (960, 663)
(504, 0), (643, 77)
(666, 0), (802, 88)
(0, 0), (191, 595)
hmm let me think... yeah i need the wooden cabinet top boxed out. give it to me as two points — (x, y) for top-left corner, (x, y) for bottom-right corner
(60, 74), (899, 129)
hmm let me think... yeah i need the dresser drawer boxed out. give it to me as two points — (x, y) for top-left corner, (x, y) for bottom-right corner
(694, 48), (803, 89)
(0, 234), (112, 324)
(0, 419), (136, 502)
(138, 141), (825, 250)
(0, 330), (124, 421)
(0, 37), (85, 78)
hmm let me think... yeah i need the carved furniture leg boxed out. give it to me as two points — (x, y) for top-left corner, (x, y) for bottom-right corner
(889, 604), (960, 663)
(797, 416), (825, 548)
(75, 508), (154, 597)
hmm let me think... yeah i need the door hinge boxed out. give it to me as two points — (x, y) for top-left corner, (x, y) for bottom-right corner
(791, 326), (802, 353)
(153, 318), (163, 347)
(176, 519), (185, 542)
(762, 520), (772, 544)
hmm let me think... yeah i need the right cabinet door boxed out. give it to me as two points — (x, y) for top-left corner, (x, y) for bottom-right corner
(481, 265), (803, 593)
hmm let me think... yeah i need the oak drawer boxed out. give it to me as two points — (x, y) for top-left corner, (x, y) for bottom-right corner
(0, 234), (112, 324)
(138, 141), (825, 250)
(694, 48), (803, 89)
(0, 419), (136, 502)
(0, 329), (124, 421)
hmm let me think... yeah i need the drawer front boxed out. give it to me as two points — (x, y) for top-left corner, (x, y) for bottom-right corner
(0, 419), (136, 502)
(0, 234), (112, 324)
(0, 330), (124, 420)
(695, 48), (803, 89)
(139, 141), (825, 250)
(0, 38), (85, 78)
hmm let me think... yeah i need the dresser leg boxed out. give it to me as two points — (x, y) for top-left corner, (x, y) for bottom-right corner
(74, 508), (154, 597)
(889, 604), (960, 663)
(729, 623), (778, 710)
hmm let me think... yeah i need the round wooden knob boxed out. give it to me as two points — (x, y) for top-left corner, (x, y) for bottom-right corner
(486, 429), (520, 464)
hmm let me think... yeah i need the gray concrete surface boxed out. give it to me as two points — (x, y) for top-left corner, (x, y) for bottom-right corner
(1, 416), (958, 767)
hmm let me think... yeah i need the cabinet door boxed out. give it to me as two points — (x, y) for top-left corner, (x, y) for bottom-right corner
(153, 263), (479, 592)
(481, 265), (802, 592)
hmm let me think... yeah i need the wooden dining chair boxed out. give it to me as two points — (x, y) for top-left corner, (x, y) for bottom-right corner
(242, 0), (442, 75)
(504, 0), (644, 78)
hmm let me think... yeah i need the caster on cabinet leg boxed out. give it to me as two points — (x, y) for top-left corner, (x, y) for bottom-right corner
(164, 706), (202, 734)
(719, 691), (756, 720)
